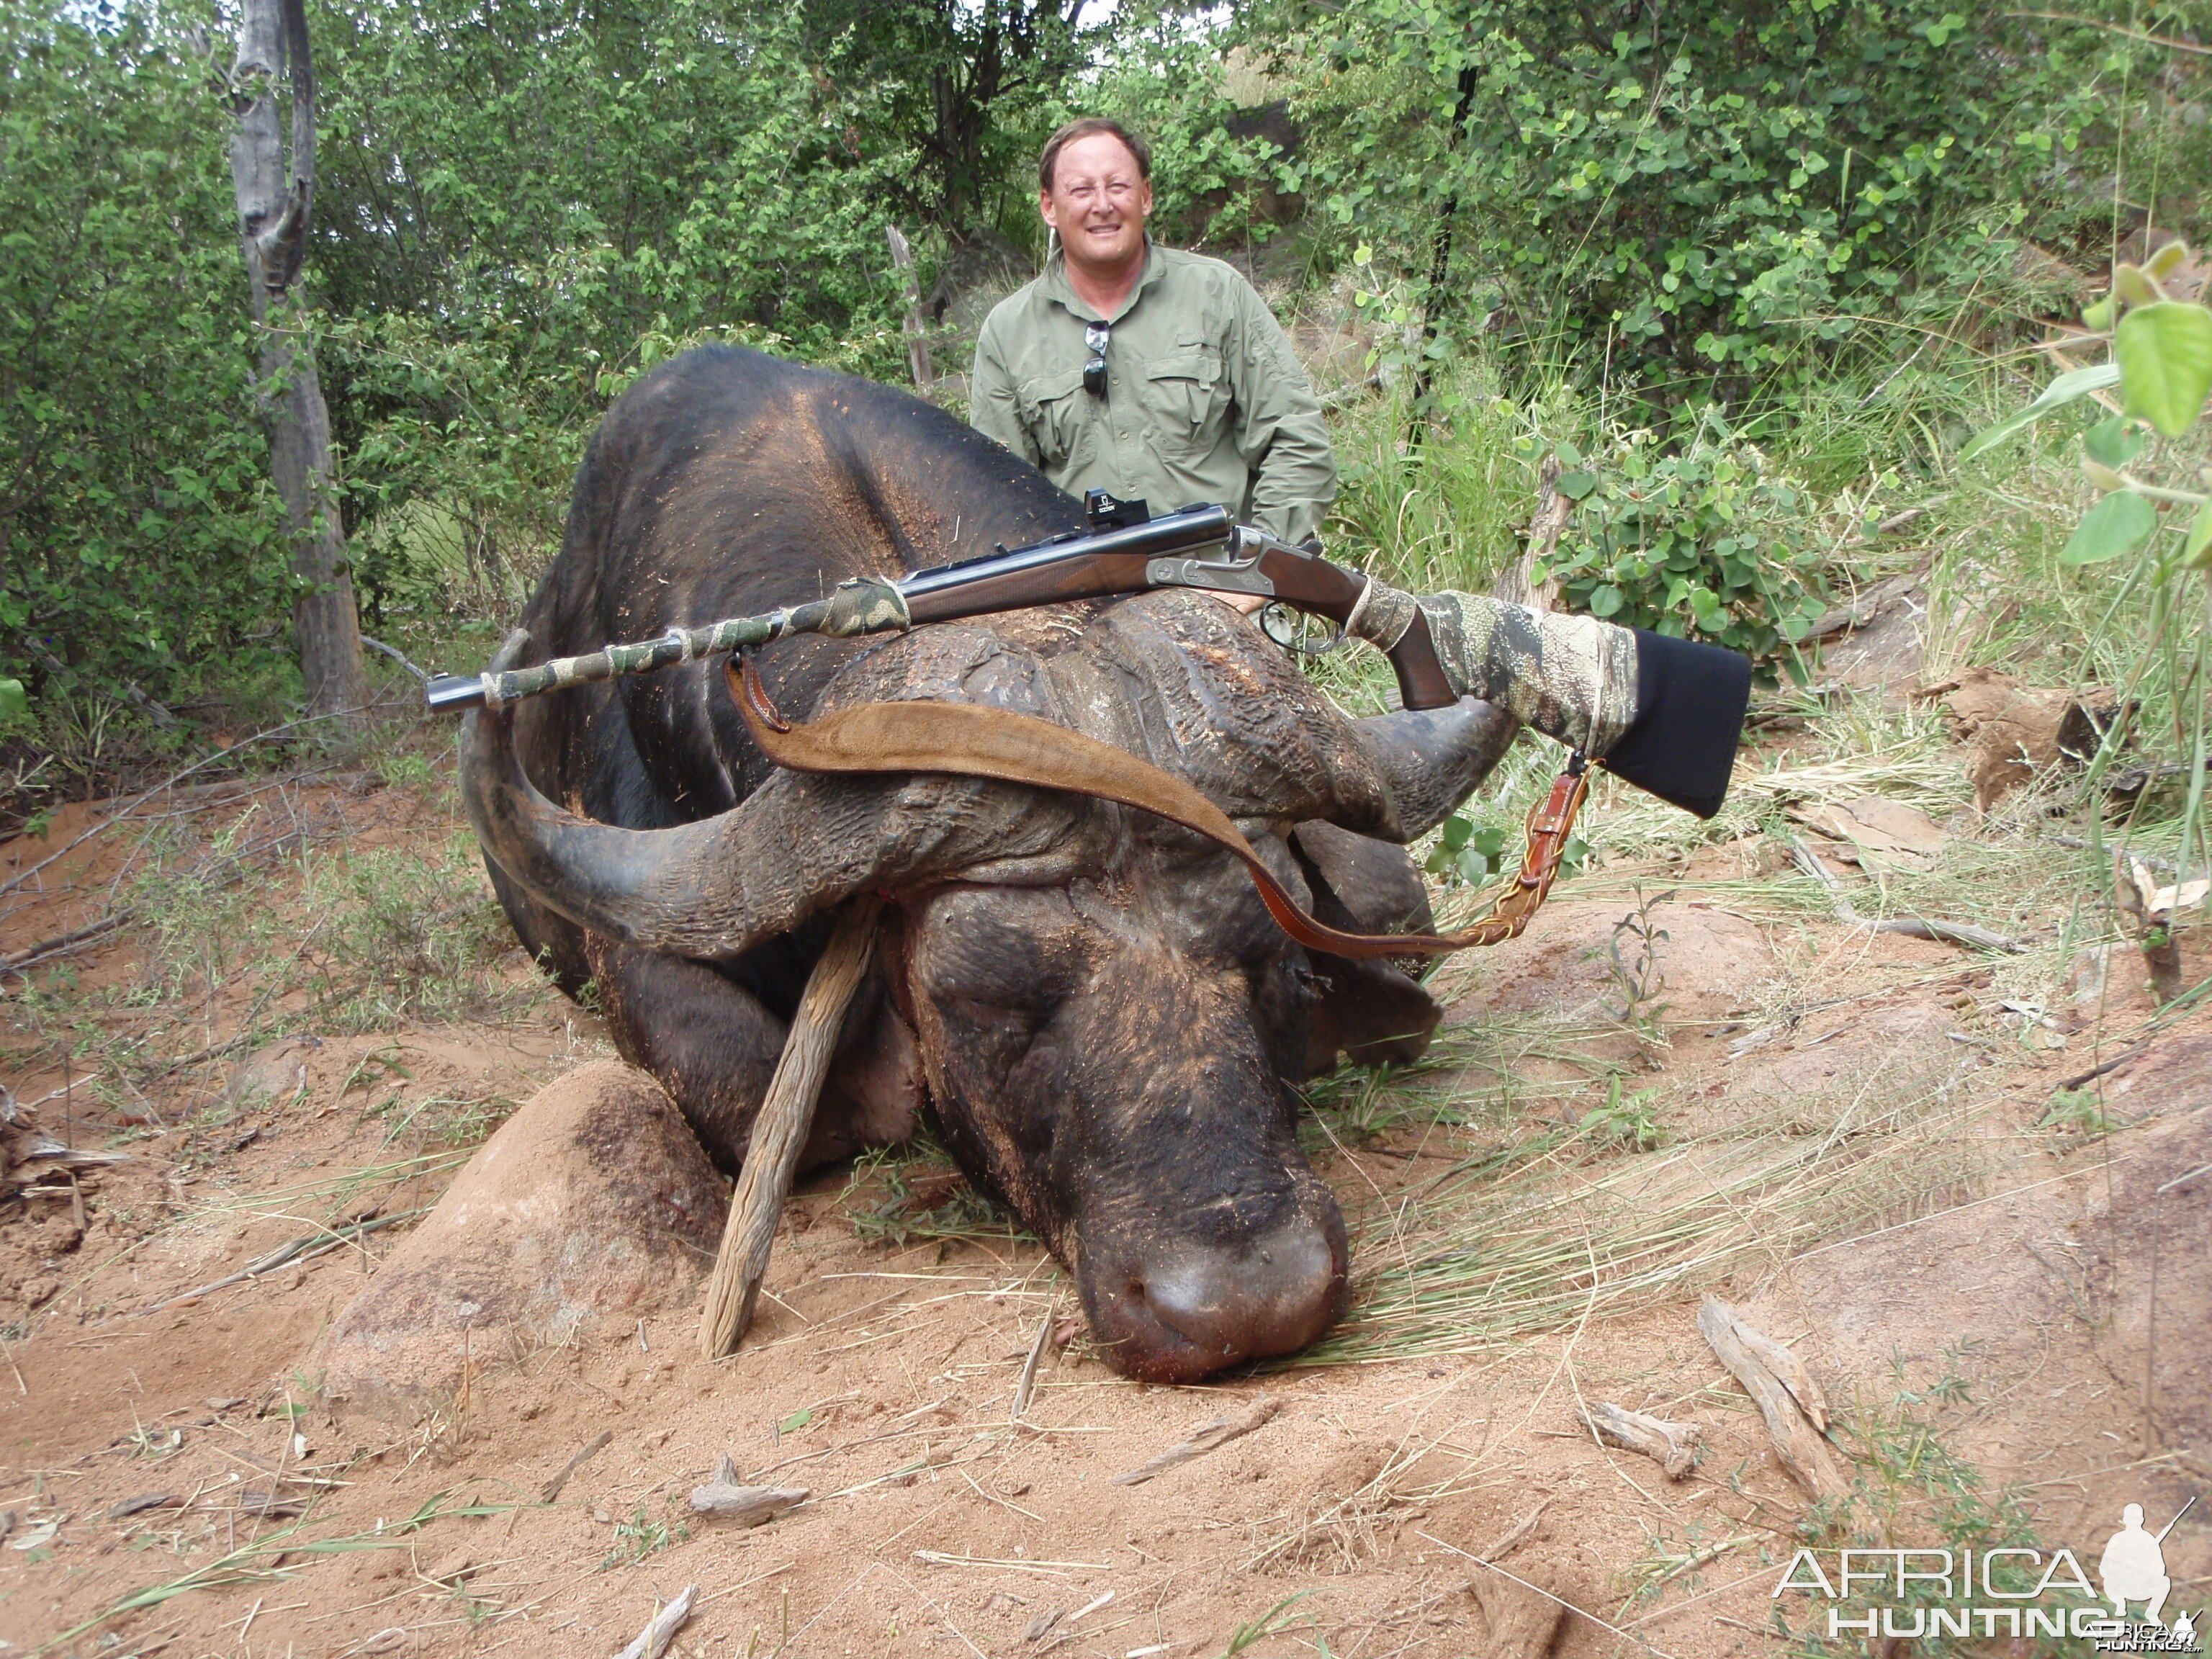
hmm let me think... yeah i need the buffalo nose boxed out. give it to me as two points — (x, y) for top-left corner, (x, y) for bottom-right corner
(1096, 1216), (1345, 1382)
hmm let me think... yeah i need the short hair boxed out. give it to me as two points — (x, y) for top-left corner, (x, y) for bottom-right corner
(1038, 118), (1151, 193)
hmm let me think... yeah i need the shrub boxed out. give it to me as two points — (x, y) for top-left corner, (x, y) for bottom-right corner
(1540, 415), (1831, 666)
(1251, 0), (2179, 391)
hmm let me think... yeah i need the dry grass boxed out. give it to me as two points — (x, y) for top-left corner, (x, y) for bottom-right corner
(1300, 984), (2007, 1367)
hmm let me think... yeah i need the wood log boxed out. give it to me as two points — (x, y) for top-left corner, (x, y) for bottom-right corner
(1581, 1401), (1701, 1478)
(609, 1582), (696, 1659)
(1697, 1295), (1847, 1500)
(697, 896), (881, 1358)
(688, 1453), (807, 1525)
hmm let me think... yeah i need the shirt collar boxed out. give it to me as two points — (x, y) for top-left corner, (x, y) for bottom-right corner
(1042, 236), (1165, 323)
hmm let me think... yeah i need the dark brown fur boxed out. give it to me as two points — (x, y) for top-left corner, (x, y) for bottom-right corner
(479, 347), (1495, 1381)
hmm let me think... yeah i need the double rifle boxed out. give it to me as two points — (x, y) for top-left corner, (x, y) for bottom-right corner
(425, 493), (1459, 716)
(427, 490), (1590, 956)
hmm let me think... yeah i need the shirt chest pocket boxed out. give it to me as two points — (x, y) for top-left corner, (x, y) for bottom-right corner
(1141, 347), (1231, 461)
(1015, 367), (1093, 470)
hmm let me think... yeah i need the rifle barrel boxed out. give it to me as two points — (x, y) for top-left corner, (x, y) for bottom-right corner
(425, 504), (1234, 714)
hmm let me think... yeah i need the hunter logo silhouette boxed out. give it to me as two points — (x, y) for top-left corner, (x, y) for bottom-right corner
(2101, 1499), (2195, 1626)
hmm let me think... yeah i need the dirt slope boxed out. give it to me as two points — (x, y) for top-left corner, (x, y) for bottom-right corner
(2, 763), (2206, 1658)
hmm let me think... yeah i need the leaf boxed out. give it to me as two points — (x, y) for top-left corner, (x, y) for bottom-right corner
(2082, 457), (2129, 493)
(1588, 584), (1624, 617)
(1959, 362), (2121, 460)
(2083, 417), (2144, 468)
(2117, 302), (2212, 438)
(1556, 469), (1597, 500)
(2114, 264), (2167, 307)
(0, 676), (24, 722)
(2185, 499), (2212, 568)
(2145, 239), (2191, 280)
(2059, 491), (2157, 564)
(778, 1408), (812, 1434)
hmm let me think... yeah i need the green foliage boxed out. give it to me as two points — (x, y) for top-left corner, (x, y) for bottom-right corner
(0, 9), (291, 711)
(2116, 301), (2212, 439)
(1580, 1076), (1662, 1151)
(313, 0), (924, 631)
(1247, 0), (2170, 392)
(1540, 419), (1830, 663)
(2062, 490), (2157, 565)
(597, 1503), (683, 1570)
(2039, 1087), (2116, 1138)
(1424, 814), (1508, 885)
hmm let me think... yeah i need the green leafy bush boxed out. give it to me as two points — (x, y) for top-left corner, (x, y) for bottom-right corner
(0, 9), (291, 711)
(1249, 0), (2175, 390)
(1539, 418), (1830, 665)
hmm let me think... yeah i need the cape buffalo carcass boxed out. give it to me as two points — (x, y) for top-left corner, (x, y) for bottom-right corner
(462, 345), (1519, 1384)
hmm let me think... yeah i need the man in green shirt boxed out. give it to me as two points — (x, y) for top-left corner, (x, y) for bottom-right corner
(970, 117), (1337, 559)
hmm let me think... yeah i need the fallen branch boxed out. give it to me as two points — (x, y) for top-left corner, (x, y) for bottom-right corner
(1, 914), (130, 976)
(540, 1430), (612, 1501)
(1697, 1295), (1846, 1500)
(698, 895), (881, 1358)
(687, 1455), (808, 1526)
(142, 1209), (423, 1313)
(1580, 1402), (1701, 1478)
(18, 1139), (130, 1169)
(610, 1583), (696, 1659)
(0, 706), (377, 902)
(1791, 837), (2025, 953)
(1110, 1393), (1281, 1486)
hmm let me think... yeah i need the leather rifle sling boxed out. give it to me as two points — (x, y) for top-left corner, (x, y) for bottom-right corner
(729, 655), (1586, 962)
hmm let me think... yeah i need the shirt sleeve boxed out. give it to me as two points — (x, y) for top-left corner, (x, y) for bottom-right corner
(1225, 276), (1337, 545)
(969, 317), (1040, 467)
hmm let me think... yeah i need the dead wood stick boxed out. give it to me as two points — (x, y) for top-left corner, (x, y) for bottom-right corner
(1, 914), (131, 976)
(1010, 1299), (1053, 1421)
(698, 895), (882, 1359)
(541, 1429), (613, 1501)
(1790, 837), (2024, 953)
(1697, 1295), (1846, 1500)
(1494, 451), (1570, 611)
(1476, 1496), (1553, 1563)
(140, 1209), (424, 1313)
(1581, 1402), (1701, 1478)
(609, 1581), (696, 1659)
(1110, 1393), (1281, 1486)
(688, 1453), (809, 1525)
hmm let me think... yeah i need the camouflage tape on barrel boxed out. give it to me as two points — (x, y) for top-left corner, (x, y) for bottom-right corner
(472, 578), (908, 709)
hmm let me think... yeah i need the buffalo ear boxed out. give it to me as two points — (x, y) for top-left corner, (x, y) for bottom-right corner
(1291, 822), (1434, 938)
(1290, 822), (1440, 1075)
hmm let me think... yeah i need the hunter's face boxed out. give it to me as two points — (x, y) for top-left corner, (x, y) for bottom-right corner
(1040, 133), (1151, 275)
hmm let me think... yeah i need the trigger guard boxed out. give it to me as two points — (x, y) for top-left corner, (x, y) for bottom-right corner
(1259, 601), (1347, 657)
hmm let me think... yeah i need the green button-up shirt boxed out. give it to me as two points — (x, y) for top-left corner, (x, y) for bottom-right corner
(970, 242), (1337, 546)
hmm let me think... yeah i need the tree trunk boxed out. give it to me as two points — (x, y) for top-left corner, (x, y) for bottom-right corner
(229, 0), (367, 724)
(885, 225), (937, 394)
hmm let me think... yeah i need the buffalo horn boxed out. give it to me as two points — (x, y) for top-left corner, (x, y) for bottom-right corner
(459, 634), (1054, 959)
(1352, 696), (1519, 840)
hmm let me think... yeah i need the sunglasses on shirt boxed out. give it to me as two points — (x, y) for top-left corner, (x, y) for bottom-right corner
(1084, 320), (1110, 396)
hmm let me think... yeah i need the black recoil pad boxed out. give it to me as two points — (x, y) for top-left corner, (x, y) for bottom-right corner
(1604, 631), (1754, 820)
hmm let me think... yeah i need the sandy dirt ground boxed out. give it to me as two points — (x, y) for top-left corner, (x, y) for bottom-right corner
(1, 755), (2207, 1659)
